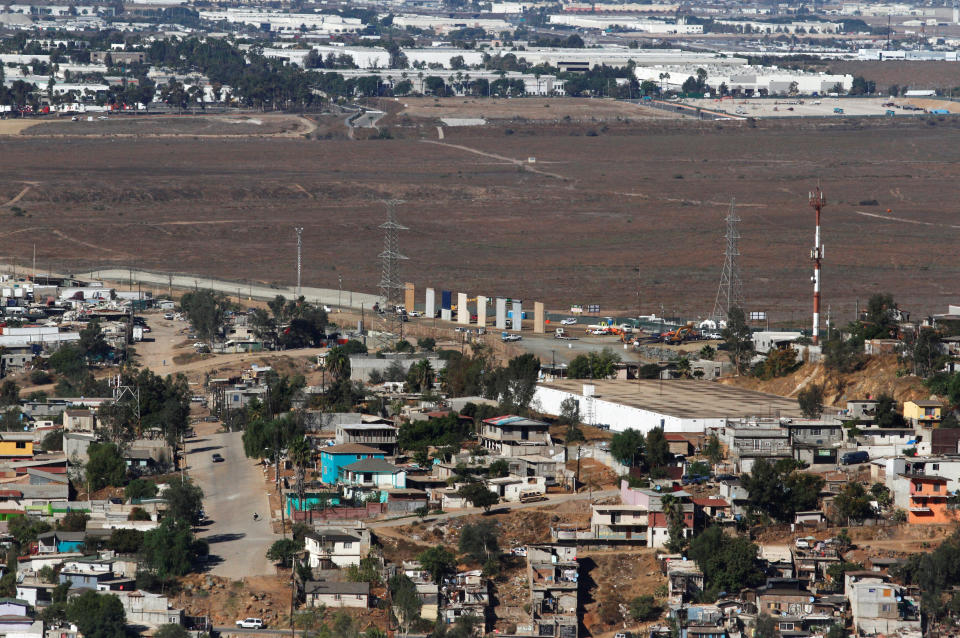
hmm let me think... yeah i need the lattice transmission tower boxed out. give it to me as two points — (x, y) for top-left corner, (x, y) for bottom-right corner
(375, 200), (408, 349)
(711, 198), (744, 323)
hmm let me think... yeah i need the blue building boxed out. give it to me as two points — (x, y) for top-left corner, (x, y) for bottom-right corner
(320, 444), (384, 485)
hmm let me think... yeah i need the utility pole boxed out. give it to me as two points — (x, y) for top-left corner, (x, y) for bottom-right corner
(294, 227), (303, 297)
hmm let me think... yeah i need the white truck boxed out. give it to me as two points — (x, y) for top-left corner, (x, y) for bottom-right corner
(236, 618), (264, 629)
(554, 328), (577, 340)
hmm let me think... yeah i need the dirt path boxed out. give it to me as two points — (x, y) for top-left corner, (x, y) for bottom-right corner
(421, 140), (571, 181)
(854, 209), (960, 230)
(0, 183), (37, 207)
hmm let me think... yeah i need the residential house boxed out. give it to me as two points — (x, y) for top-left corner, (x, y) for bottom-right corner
(845, 400), (878, 423)
(15, 581), (58, 608)
(335, 423), (397, 456)
(0, 433), (34, 460)
(903, 400), (942, 427)
(720, 419), (791, 472)
(665, 558), (704, 604)
(0, 600), (31, 617)
(113, 590), (184, 627)
(441, 570), (489, 632)
(590, 504), (649, 541)
(889, 472), (950, 524)
(486, 475), (546, 502)
(479, 416), (552, 457)
(319, 444), (385, 485)
(304, 581), (369, 608)
(665, 433), (695, 457)
(785, 419), (844, 467)
(527, 545), (578, 638)
(506, 455), (567, 485)
(37, 531), (85, 554)
(0, 616), (42, 638)
(339, 459), (406, 490)
(885, 456), (960, 494)
(63, 409), (95, 433)
(304, 529), (364, 568)
(755, 579), (814, 616)
(846, 574), (920, 635)
(759, 545), (795, 578)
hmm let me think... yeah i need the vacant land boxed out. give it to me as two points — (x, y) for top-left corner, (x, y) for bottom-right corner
(1, 111), (959, 321)
(395, 96), (679, 122)
(20, 113), (316, 137)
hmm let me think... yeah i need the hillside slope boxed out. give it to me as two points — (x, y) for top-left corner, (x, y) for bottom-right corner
(719, 354), (932, 407)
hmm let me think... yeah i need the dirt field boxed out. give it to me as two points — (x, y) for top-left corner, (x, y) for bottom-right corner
(821, 61), (960, 93)
(18, 113), (316, 137)
(2, 112), (960, 321)
(395, 96), (679, 121)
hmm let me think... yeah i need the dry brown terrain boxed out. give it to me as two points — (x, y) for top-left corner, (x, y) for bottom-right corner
(2, 110), (959, 321)
(395, 96), (679, 121)
(822, 61), (960, 92)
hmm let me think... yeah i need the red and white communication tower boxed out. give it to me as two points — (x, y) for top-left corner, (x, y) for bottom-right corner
(809, 186), (825, 345)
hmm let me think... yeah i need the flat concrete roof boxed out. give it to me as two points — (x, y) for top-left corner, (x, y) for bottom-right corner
(540, 379), (802, 420)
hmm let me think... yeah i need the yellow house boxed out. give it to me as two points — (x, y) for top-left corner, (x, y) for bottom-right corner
(0, 432), (33, 459)
(903, 400), (942, 424)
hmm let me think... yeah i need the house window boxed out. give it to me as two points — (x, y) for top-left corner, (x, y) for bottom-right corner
(15, 442), (25, 449)
(780, 623), (794, 631)
(343, 542), (353, 549)
(810, 428), (821, 436)
(334, 594), (341, 600)
(932, 464), (940, 471)
(934, 483), (942, 492)
(881, 604), (891, 612)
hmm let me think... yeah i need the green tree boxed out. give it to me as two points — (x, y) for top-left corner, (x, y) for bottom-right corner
(325, 346), (351, 382)
(458, 482), (499, 513)
(108, 528), (144, 554)
(417, 546), (456, 583)
(459, 520), (500, 564)
(610, 428), (645, 467)
(741, 458), (824, 523)
(487, 459), (508, 478)
(645, 427), (671, 471)
(406, 359), (434, 393)
(722, 306), (755, 374)
(266, 538), (302, 567)
(629, 595), (661, 621)
(797, 383), (825, 418)
(125, 478), (158, 502)
(487, 353), (540, 414)
(154, 625), (189, 638)
(687, 526), (764, 601)
(832, 482), (874, 524)
(179, 290), (230, 342)
(65, 590), (126, 638)
(141, 518), (208, 578)
(57, 511), (89, 532)
(8, 516), (50, 553)
(161, 480), (204, 525)
(754, 613), (779, 638)
(0, 381), (20, 407)
(703, 433), (723, 466)
(78, 320), (110, 360)
(86, 442), (126, 490)
(875, 393), (905, 428)
(388, 573), (421, 637)
(661, 493), (688, 553)
(870, 482), (892, 509)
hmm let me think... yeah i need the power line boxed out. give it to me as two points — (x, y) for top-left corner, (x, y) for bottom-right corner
(711, 198), (744, 323)
(375, 200), (408, 349)
(294, 227), (303, 297)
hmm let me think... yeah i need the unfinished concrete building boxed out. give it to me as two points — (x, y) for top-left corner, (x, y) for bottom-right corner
(527, 545), (579, 638)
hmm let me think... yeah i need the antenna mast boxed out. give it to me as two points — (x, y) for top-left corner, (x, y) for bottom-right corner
(711, 198), (744, 323)
(810, 186), (825, 345)
(376, 200), (408, 349)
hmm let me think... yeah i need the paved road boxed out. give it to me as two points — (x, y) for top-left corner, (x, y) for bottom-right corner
(188, 430), (280, 578)
(76, 268), (379, 312)
(368, 488), (618, 529)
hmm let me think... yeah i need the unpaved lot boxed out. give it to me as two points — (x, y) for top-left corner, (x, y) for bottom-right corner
(2, 114), (960, 321)
(396, 96), (678, 121)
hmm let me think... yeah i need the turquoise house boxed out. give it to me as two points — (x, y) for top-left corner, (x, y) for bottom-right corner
(319, 444), (384, 485)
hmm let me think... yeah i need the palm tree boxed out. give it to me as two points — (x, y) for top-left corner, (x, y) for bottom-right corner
(660, 494), (687, 552)
(676, 357), (692, 379)
(409, 359), (434, 392)
(288, 436), (312, 516)
(326, 347), (350, 382)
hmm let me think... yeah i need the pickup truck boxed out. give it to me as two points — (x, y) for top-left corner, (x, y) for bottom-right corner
(236, 618), (264, 629)
(501, 332), (522, 343)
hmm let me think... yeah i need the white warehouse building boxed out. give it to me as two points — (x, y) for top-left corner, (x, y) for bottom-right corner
(534, 379), (802, 434)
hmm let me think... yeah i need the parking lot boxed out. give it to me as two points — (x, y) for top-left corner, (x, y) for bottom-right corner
(682, 96), (958, 118)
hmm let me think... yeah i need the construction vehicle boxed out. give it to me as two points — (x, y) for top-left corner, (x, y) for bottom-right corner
(660, 322), (698, 344)
(554, 328), (578, 340)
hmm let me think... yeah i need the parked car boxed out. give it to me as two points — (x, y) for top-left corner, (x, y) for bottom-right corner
(511, 546), (527, 557)
(163, 313), (174, 320)
(560, 317), (577, 325)
(841, 450), (869, 465)
(236, 618), (263, 629)
(212, 453), (224, 463)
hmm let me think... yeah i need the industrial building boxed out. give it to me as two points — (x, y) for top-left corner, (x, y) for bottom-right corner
(534, 379), (802, 434)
